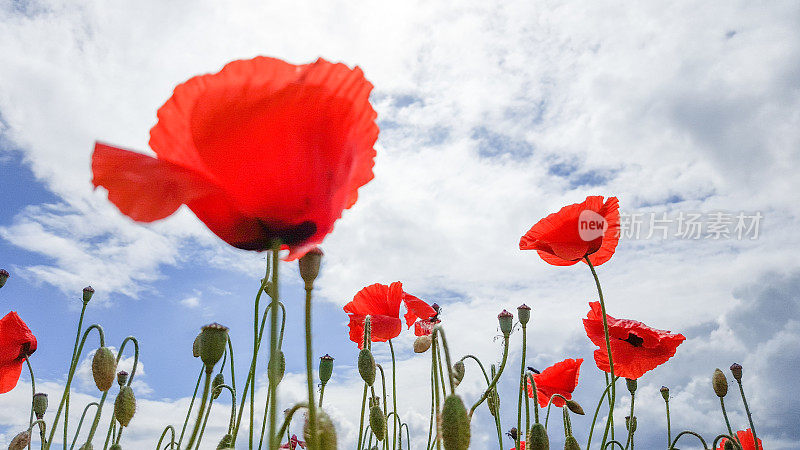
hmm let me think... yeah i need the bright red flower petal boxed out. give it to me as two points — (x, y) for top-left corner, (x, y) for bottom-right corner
(717, 429), (762, 450)
(519, 196), (620, 266)
(0, 312), (37, 394)
(346, 314), (402, 348)
(510, 443), (525, 450)
(414, 318), (440, 336)
(526, 358), (583, 407)
(92, 57), (378, 260)
(583, 302), (685, 379)
(403, 293), (436, 328)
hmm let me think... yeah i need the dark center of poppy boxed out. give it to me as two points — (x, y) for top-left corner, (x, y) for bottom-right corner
(17, 342), (33, 360)
(235, 220), (317, 251)
(622, 332), (644, 347)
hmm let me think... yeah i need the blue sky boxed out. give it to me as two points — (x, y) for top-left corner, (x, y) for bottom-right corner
(1, 0), (799, 448)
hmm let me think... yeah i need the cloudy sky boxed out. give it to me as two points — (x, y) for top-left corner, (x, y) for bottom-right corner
(1, 0), (799, 448)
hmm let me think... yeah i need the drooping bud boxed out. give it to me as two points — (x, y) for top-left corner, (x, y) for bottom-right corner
(117, 371), (129, 386)
(198, 323), (229, 373)
(440, 395), (470, 449)
(114, 385), (136, 427)
(192, 333), (202, 358)
(564, 435), (581, 450)
(566, 399), (585, 415)
(712, 368), (728, 398)
(305, 408), (337, 450)
(0, 269), (9, 289)
(452, 360), (466, 387)
(626, 378), (637, 395)
(517, 304), (531, 326)
(33, 392), (48, 419)
(730, 363), (743, 381)
(211, 373), (225, 400)
(8, 430), (30, 450)
(319, 354), (334, 385)
(298, 247), (323, 290)
(358, 348), (376, 386)
(269, 350), (286, 384)
(216, 434), (234, 449)
(487, 388), (500, 416)
(625, 416), (637, 433)
(82, 286), (95, 303)
(527, 422), (549, 450)
(414, 335), (432, 353)
(660, 386), (669, 401)
(92, 347), (117, 391)
(498, 310), (514, 335)
(369, 398), (386, 441)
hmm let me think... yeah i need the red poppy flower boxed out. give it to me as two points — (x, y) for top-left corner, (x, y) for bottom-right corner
(279, 434), (306, 449)
(92, 56), (378, 260)
(583, 302), (685, 379)
(717, 429), (762, 450)
(344, 282), (436, 347)
(0, 312), (37, 394)
(519, 196), (620, 266)
(526, 358), (583, 408)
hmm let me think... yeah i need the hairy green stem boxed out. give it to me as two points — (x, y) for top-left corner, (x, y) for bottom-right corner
(587, 376), (617, 450)
(736, 379), (759, 450)
(469, 334), (510, 416)
(389, 339), (399, 450)
(183, 371), (211, 450)
(516, 324), (527, 450)
(304, 286), (318, 450)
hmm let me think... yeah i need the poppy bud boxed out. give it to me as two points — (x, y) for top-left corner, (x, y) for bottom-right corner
(298, 247), (323, 290)
(305, 408), (337, 450)
(566, 399), (585, 415)
(660, 386), (669, 401)
(92, 347), (117, 392)
(414, 335), (432, 353)
(498, 310), (514, 335)
(0, 269), (9, 289)
(8, 430), (30, 450)
(192, 333), (202, 358)
(198, 323), (229, 373)
(527, 423), (549, 450)
(712, 368), (728, 397)
(82, 286), (95, 303)
(109, 445), (121, 450)
(517, 304), (531, 326)
(626, 378), (637, 395)
(487, 388), (500, 416)
(216, 434), (234, 449)
(369, 402), (386, 441)
(319, 354), (334, 385)
(730, 363), (743, 381)
(440, 395), (470, 450)
(33, 392), (48, 419)
(117, 371), (128, 386)
(452, 360), (466, 387)
(564, 435), (581, 450)
(79, 443), (93, 450)
(269, 350), (286, 384)
(625, 416), (637, 433)
(212, 373), (225, 400)
(358, 348), (376, 386)
(114, 385), (136, 427)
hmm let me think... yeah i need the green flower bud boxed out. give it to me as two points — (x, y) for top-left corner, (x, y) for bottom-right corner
(487, 388), (500, 417)
(319, 354), (334, 385)
(660, 386), (669, 402)
(298, 247), (323, 290)
(117, 371), (128, 387)
(198, 323), (229, 373)
(305, 408), (337, 450)
(566, 399), (585, 415)
(212, 373), (225, 400)
(92, 347), (117, 392)
(626, 378), (637, 395)
(564, 435), (581, 450)
(216, 434), (234, 449)
(452, 360), (465, 387)
(517, 304), (531, 326)
(0, 269), (10, 289)
(33, 392), (48, 419)
(114, 385), (136, 427)
(440, 395), (470, 450)
(8, 430), (30, 450)
(527, 423), (549, 450)
(414, 335), (432, 353)
(730, 363), (743, 381)
(498, 310), (514, 335)
(713, 368), (728, 398)
(369, 404), (386, 441)
(269, 350), (286, 384)
(82, 286), (95, 303)
(358, 348), (376, 386)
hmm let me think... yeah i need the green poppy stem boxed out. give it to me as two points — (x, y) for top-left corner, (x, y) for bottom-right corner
(183, 370), (211, 450)
(587, 376), (616, 449)
(516, 323), (527, 450)
(389, 339), (399, 450)
(663, 393), (671, 448)
(177, 366), (204, 448)
(670, 430), (709, 449)
(735, 378), (760, 450)
(356, 384), (369, 450)
(469, 334), (510, 416)
(267, 240), (281, 449)
(304, 285), (318, 450)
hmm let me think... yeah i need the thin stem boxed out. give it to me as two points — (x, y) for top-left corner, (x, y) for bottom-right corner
(319, 384), (326, 407)
(275, 402), (307, 443)
(587, 376), (617, 450)
(69, 402), (99, 450)
(720, 397), (736, 443)
(304, 286), (318, 450)
(545, 402), (552, 429)
(432, 334), (442, 450)
(625, 392), (635, 450)
(469, 335), (510, 416)
(177, 366), (204, 448)
(388, 340), (399, 450)
(712, 434), (744, 450)
(426, 349), (435, 450)
(736, 379), (760, 450)
(24, 357), (42, 449)
(527, 373), (540, 424)
(516, 324), (527, 450)
(183, 370), (211, 450)
(586, 256), (617, 446)
(664, 396), (671, 448)
(268, 241), (281, 450)
(155, 425), (176, 450)
(670, 430), (709, 449)
(460, 355), (491, 385)
(356, 384), (369, 450)
(433, 328), (457, 395)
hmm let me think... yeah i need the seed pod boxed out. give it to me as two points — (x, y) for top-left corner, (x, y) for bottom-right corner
(712, 368), (728, 397)
(527, 423), (549, 450)
(117, 371), (129, 386)
(212, 373), (225, 400)
(92, 347), (117, 392)
(369, 404), (386, 441)
(440, 395), (470, 450)
(626, 378), (637, 394)
(358, 348), (376, 386)
(305, 408), (337, 450)
(452, 360), (465, 387)
(498, 310), (514, 335)
(517, 304), (531, 326)
(114, 385), (136, 427)
(319, 354), (334, 385)
(730, 363), (743, 381)
(565, 399), (585, 415)
(564, 435), (581, 450)
(199, 323), (229, 372)
(0, 269), (9, 289)
(216, 434), (234, 449)
(82, 286), (95, 303)
(8, 431), (30, 450)
(660, 386), (669, 401)
(33, 392), (48, 419)
(268, 350), (286, 384)
(298, 247), (323, 289)
(414, 335), (432, 353)
(487, 388), (500, 417)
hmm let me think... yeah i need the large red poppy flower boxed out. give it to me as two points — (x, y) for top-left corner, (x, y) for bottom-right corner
(92, 57), (378, 260)
(0, 312), (37, 394)
(583, 302), (685, 379)
(526, 358), (583, 408)
(344, 282), (436, 348)
(519, 196), (620, 266)
(717, 429), (762, 450)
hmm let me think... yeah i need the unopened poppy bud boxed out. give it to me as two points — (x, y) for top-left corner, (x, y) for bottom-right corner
(440, 395), (470, 450)
(358, 348), (376, 386)
(625, 415), (637, 433)
(212, 373), (225, 400)
(369, 403), (386, 441)
(527, 423), (549, 450)
(305, 408), (337, 450)
(452, 360), (466, 387)
(626, 378), (637, 394)
(730, 363), (743, 381)
(0, 269), (9, 289)
(517, 304), (531, 326)
(82, 286), (95, 303)
(712, 368), (728, 397)
(199, 323), (229, 373)
(564, 435), (581, 450)
(216, 434), (233, 449)
(92, 347), (117, 392)
(498, 310), (514, 335)
(660, 386), (669, 401)
(487, 388), (500, 416)
(117, 371), (128, 386)
(298, 247), (323, 290)
(319, 354), (334, 385)
(414, 335), (432, 353)
(269, 350), (286, 384)
(8, 430), (30, 450)
(33, 393), (48, 419)
(114, 385), (136, 427)
(566, 399), (585, 415)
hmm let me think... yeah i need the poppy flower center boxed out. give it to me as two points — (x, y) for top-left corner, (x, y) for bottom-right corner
(622, 332), (644, 348)
(17, 342), (33, 360)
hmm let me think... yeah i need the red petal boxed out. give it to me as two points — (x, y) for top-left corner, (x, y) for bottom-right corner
(0, 360), (24, 394)
(0, 312), (36, 364)
(527, 358), (583, 407)
(586, 197), (620, 266)
(403, 292), (436, 328)
(344, 283), (402, 318)
(346, 314), (402, 348)
(414, 319), (439, 336)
